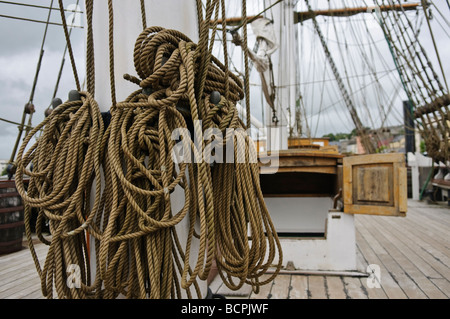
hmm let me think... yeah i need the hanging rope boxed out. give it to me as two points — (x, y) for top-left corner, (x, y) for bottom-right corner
(15, 0), (282, 299)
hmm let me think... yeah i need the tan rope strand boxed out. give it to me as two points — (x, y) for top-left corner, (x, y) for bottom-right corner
(57, 0), (80, 91)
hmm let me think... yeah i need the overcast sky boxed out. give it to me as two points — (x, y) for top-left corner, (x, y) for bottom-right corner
(0, 0), (449, 162)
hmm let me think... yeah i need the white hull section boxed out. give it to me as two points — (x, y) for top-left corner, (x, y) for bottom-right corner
(265, 197), (357, 272)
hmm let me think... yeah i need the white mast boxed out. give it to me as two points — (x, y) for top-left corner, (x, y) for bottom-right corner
(265, 0), (298, 151)
(89, 0), (207, 299)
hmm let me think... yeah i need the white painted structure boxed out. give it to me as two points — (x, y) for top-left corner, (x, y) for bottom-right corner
(407, 152), (433, 200)
(265, 196), (357, 272)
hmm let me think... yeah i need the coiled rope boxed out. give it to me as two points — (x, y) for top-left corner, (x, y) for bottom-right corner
(15, 1), (282, 299)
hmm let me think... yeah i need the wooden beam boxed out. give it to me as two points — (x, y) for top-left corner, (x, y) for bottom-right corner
(294, 3), (421, 23)
(209, 15), (263, 27)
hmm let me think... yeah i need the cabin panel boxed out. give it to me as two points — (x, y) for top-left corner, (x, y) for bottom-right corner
(343, 153), (407, 217)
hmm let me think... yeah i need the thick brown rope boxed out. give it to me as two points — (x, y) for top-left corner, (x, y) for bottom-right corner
(16, 91), (106, 298)
(241, 0), (251, 130)
(16, 1), (282, 299)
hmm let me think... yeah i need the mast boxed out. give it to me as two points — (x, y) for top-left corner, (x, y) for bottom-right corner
(304, 0), (377, 154)
(90, 0), (207, 298)
(262, 0), (293, 151)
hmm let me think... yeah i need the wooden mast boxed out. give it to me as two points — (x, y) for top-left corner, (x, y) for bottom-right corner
(294, 3), (421, 24)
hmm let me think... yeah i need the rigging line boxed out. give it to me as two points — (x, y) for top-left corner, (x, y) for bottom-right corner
(231, 0), (283, 32)
(29, 1), (54, 104)
(332, 15), (360, 124)
(306, 24), (317, 130)
(323, 57), (354, 129)
(306, 0), (375, 153)
(361, 0), (403, 93)
(364, 8), (403, 85)
(299, 94), (311, 138)
(9, 0), (54, 164)
(0, 14), (83, 28)
(380, 82), (403, 128)
(316, 81), (353, 137)
(51, 0), (80, 102)
(314, 58), (352, 138)
(355, 0), (404, 127)
(140, 0), (147, 30)
(302, 23), (387, 47)
(373, 4), (416, 109)
(0, 117), (33, 130)
(265, 0), (274, 23)
(395, 1), (446, 97)
(313, 13), (331, 139)
(0, 0), (83, 13)
(57, 0), (81, 91)
(431, 12), (450, 38)
(359, 11), (389, 125)
(393, 1), (445, 98)
(107, 0), (116, 107)
(361, 19), (404, 85)
(431, 2), (450, 27)
(306, 70), (394, 120)
(345, 10), (379, 130)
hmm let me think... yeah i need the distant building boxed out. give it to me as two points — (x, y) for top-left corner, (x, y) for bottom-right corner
(336, 125), (407, 155)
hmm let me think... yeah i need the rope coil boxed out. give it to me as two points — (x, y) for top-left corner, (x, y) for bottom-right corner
(15, 26), (282, 299)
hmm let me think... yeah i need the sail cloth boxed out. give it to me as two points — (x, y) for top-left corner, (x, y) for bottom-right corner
(249, 17), (278, 73)
(234, 18), (278, 121)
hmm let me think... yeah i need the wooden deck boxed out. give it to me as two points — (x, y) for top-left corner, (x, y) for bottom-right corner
(0, 199), (449, 299)
(212, 199), (450, 299)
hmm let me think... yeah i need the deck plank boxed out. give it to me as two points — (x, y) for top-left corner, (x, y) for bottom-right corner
(356, 216), (428, 299)
(288, 275), (308, 299)
(326, 276), (347, 299)
(360, 274), (388, 299)
(369, 212), (450, 280)
(405, 205), (450, 245)
(16, 287), (45, 299)
(307, 276), (327, 299)
(355, 229), (407, 299)
(401, 214), (450, 254)
(0, 271), (41, 298)
(270, 274), (291, 299)
(342, 277), (368, 299)
(430, 278), (450, 297)
(364, 215), (448, 299)
(367, 216), (443, 279)
(408, 203), (450, 228)
(2, 200), (449, 299)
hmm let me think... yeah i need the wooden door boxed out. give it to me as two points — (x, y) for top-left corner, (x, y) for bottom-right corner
(343, 153), (407, 217)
